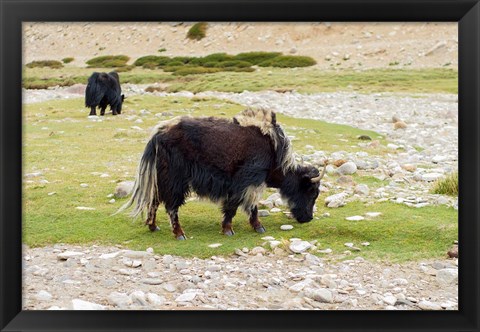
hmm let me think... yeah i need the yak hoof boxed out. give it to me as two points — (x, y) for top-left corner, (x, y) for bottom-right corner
(176, 234), (187, 240)
(255, 226), (266, 234)
(224, 229), (235, 236)
(149, 225), (160, 232)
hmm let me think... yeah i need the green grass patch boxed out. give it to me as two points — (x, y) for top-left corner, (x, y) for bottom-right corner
(26, 60), (63, 69)
(86, 55), (130, 68)
(23, 96), (456, 262)
(187, 22), (208, 40)
(431, 172), (458, 196)
(23, 66), (458, 94)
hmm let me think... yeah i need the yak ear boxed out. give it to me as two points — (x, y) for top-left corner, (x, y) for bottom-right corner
(233, 117), (239, 125)
(121, 94), (125, 101)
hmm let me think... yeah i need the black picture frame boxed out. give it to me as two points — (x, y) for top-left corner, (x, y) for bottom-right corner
(1, 0), (478, 331)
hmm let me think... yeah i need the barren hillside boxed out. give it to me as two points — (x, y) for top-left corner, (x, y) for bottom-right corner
(23, 22), (457, 69)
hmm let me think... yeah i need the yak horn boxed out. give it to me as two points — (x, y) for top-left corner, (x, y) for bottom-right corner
(311, 160), (328, 183)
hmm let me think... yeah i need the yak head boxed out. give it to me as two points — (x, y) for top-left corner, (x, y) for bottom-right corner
(280, 165), (325, 223)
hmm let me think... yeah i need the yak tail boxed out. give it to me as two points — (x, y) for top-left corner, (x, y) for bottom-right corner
(115, 135), (159, 219)
(85, 72), (107, 107)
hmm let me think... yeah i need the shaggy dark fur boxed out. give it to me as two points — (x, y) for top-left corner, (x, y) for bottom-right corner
(120, 113), (322, 239)
(85, 72), (124, 116)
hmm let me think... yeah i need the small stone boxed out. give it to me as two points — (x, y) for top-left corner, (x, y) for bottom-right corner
(99, 252), (122, 259)
(57, 251), (84, 260)
(141, 278), (163, 285)
(75, 206), (95, 210)
(80, 183), (88, 188)
(108, 199), (116, 204)
(345, 216), (364, 221)
(337, 162), (357, 175)
(162, 255), (174, 264)
(365, 212), (382, 218)
(258, 210), (270, 217)
(147, 293), (165, 306)
(418, 300), (442, 310)
(251, 246), (266, 255)
(234, 248), (247, 256)
(130, 290), (148, 306)
(280, 224), (293, 231)
(261, 236), (275, 241)
(354, 184), (370, 195)
(35, 290), (52, 301)
(108, 292), (132, 307)
(383, 295), (397, 306)
(318, 248), (332, 254)
(304, 288), (333, 303)
(289, 241), (312, 253)
(401, 164), (417, 172)
(394, 121), (407, 130)
(422, 173), (444, 182)
(208, 243), (222, 248)
(146, 247), (154, 254)
(71, 299), (105, 310)
(163, 283), (176, 292)
(436, 268), (458, 285)
(270, 207), (282, 213)
(447, 245), (458, 258)
(269, 240), (281, 249)
(361, 242), (370, 246)
(175, 292), (196, 302)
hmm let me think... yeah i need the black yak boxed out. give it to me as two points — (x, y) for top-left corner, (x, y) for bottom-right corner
(85, 72), (124, 116)
(118, 108), (325, 240)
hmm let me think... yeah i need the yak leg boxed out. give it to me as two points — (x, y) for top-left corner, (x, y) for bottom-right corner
(145, 200), (160, 232)
(111, 106), (118, 116)
(89, 106), (97, 116)
(100, 105), (107, 116)
(249, 205), (266, 233)
(221, 201), (240, 236)
(167, 208), (186, 240)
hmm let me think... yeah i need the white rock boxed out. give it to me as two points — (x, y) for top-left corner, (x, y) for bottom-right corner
(270, 207), (282, 213)
(130, 290), (148, 306)
(418, 300), (442, 310)
(344, 243), (354, 248)
(208, 243), (222, 248)
(57, 251), (84, 260)
(361, 242), (370, 246)
(163, 283), (176, 293)
(337, 162), (357, 175)
(318, 248), (332, 254)
(114, 181), (135, 198)
(289, 241), (312, 253)
(146, 247), (154, 254)
(108, 199), (116, 204)
(383, 295), (397, 306)
(99, 251), (122, 259)
(422, 173), (444, 182)
(108, 292), (132, 307)
(304, 288), (333, 303)
(71, 299), (105, 310)
(80, 183), (88, 188)
(261, 236), (275, 241)
(280, 224), (293, 231)
(258, 210), (270, 217)
(269, 240), (282, 249)
(251, 246), (266, 255)
(35, 290), (52, 301)
(147, 293), (165, 306)
(436, 268), (458, 285)
(75, 206), (95, 210)
(175, 292), (197, 302)
(345, 215), (364, 221)
(354, 184), (370, 195)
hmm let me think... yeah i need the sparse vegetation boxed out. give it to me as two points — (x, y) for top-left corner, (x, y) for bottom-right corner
(259, 55), (317, 68)
(431, 172), (458, 196)
(26, 60), (63, 69)
(62, 57), (74, 64)
(86, 55), (130, 68)
(187, 22), (208, 40)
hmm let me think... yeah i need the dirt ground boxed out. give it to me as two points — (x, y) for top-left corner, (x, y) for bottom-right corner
(23, 22), (457, 69)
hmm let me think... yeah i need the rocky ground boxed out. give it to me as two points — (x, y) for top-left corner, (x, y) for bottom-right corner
(23, 243), (458, 310)
(24, 22), (457, 70)
(23, 86), (458, 310)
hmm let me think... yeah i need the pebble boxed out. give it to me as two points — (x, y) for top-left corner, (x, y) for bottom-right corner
(175, 292), (196, 302)
(436, 268), (458, 285)
(289, 241), (312, 253)
(108, 292), (132, 307)
(418, 300), (442, 310)
(71, 299), (105, 310)
(345, 216), (364, 221)
(35, 290), (52, 301)
(280, 225), (293, 231)
(208, 243), (222, 248)
(57, 251), (84, 260)
(147, 293), (165, 306)
(258, 210), (270, 217)
(337, 162), (357, 175)
(304, 288), (333, 303)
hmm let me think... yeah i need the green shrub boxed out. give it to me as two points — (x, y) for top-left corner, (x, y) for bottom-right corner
(62, 57), (74, 64)
(142, 62), (159, 69)
(187, 22), (208, 40)
(234, 52), (282, 64)
(226, 67), (256, 73)
(26, 60), (63, 69)
(259, 55), (316, 68)
(86, 55), (130, 68)
(158, 48), (167, 52)
(170, 56), (195, 64)
(189, 53), (234, 66)
(431, 172), (458, 196)
(134, 55), (171, 66)
(165, 61), (185, 67)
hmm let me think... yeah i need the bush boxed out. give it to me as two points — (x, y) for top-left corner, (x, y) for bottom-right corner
(234, 52), (282, 65)
(158, 48), (167, 52)
(134, 55), (171, 67)
(431, 172), (458, 196)
(170, 56), (195, 64)
(114, 65), (135, 72)
(165, 61), (185, 67)
(187, 22), (208, 40)
(259, 55), (316, 68)
(26, 60), (63, 69)
(142, 62), (159, 70)
(86, 55), (130, 68)
(62, 57), (74, 64)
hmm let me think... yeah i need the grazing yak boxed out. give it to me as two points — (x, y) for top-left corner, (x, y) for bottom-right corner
(118, 108), (325, 240)
(85, 72), (124, 116)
